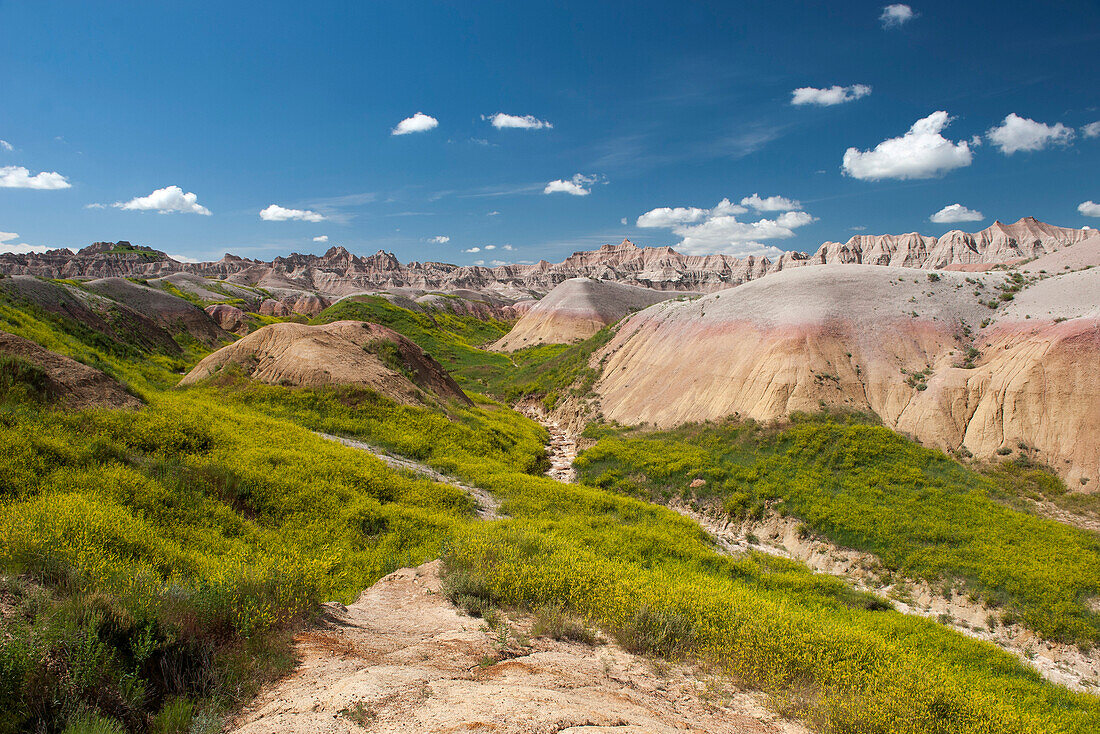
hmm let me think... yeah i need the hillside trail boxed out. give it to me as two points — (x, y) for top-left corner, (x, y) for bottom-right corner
(519, 406), (578, 482)
(230, 560), (811, 734)
(316, 432), (501, 520)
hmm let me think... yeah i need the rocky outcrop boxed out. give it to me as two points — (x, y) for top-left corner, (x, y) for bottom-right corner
(0, 332), (141, 410)
(493, 277), (687, 351)
(3, 219), (1088, 301)
(593, 264), (1100, 485)
(257, 298), (291, 317)
(179, 320), (471, 406)
(204, 304), (248, 333)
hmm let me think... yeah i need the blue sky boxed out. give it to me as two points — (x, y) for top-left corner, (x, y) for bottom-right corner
(1, 0), (1098, 264)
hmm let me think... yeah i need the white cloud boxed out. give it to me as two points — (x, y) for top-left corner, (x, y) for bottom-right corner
(987, 113), (1075, 154)
(427, 235), (450, 244)
(463, 247), (481, 253)
(0, 232), (17, 243)
(486, 113), (552, 130)
(0, 242), (53, 254)
(740, 193), (801, 211)
(392, 112), (439, 136)
(0, 165), (71, 190)
(930, 203), (984, 223)
(260, 204), (326, 222)
(620, 217), (628, 225)
(880, 4), (915, 27)
(544, 173), (599, 196)
(490, 259), (506, 266)
(473, 259), (485, 265)
(1082, 122), (1100, 138)
(487, 210), (500, 216)
(502, 244), (514, 251)
(115, 185), (211, 215)
(313, 235), (329, 243)
(791, 84), (871, 106)
(167, 253), (200, 263)
(0, 140), (12, 152)
(842, 111), (972, 180)
(484, 244), (496, 250)
(636, 198), (816, 256)
(636, 207), (709, 228)
(1079, 201), (1100, 217)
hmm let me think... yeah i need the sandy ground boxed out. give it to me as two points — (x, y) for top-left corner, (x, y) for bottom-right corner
(230, 561), (810, 734)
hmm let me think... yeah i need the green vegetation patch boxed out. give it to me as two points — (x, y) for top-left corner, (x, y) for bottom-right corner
(575, 413), (1100, 646)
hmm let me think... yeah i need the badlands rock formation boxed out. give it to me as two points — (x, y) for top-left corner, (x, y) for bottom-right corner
(204, 304), (248, 333)
(180, 320), (470, 406)
(82, 277), (228, 346)
(0, 332), (141, 410)
(2, 219), (1087, 299)
(594, 263), (1100, 485)
(493, 277), (685, 351)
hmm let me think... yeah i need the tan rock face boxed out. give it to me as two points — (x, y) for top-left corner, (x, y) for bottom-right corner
(179, 320), (470, 406)
(594, 264), (1100, 485)
(494, 278), (685, 351)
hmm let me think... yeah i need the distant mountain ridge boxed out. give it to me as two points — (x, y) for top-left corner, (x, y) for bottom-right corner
(0, 217), (1090, 298)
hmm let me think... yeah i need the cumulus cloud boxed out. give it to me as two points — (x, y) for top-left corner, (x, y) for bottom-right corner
(167, 253), (200, 263)
(427, 235), (450, 244)
(487, 210), (500, 216)
(1079, 201), (1100, 217)
(842, 111), (972, 180)
(930, 203), (984, 223)
(313, 235), (329, 243)
(880, 4), (915, 27)
(987, 113), (1075, 154)
(484, 244), (496, 250)
(1082, 122), (1100, 138)
(260, 204), (326, 222)
(502, 245), (514, 250)
(115, 185), (211, 215)
(0, 165), (71, 190)
(486, 113), (552, 130)
(637, 198), (816, 256)
(636, 207), (709, 228)
(791, 84), (871, 106)
(544, 173), (599, 196)
(0, 232), (56, 255)
(392, 112), (439, 136)
(463, 247), (481, 253)
(0, 140), (12, 152)
(740, 193), (801, 211)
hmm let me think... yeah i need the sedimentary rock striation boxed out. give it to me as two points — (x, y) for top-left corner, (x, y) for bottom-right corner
(493, 277), (686, 350)
(2, 219), (1088, 299)
(593, 261), (1100, 485)
(180, 320), (470, 406)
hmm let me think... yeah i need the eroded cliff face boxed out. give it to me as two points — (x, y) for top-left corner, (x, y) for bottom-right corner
(594, 264), (1100, 485)
(2, 219), (1090, 299)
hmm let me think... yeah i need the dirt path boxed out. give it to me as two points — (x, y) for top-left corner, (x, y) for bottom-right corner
(519, 407), (578, 483)
(674, 502), (1100, 692)
(231, 561), (811, 734)
(317, 432), (501, 520)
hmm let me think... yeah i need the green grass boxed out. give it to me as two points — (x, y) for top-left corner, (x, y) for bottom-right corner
(574, 413), (1100, 646)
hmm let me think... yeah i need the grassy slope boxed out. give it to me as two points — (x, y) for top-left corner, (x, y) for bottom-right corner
(574, 414), (1100, 646)
(313, 295), (611, 406)
(1, 297), (1099, 732)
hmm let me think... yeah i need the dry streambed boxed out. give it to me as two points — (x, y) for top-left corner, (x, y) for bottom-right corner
(231, 561), (810, 734)
(675, 502), (1100, 693)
